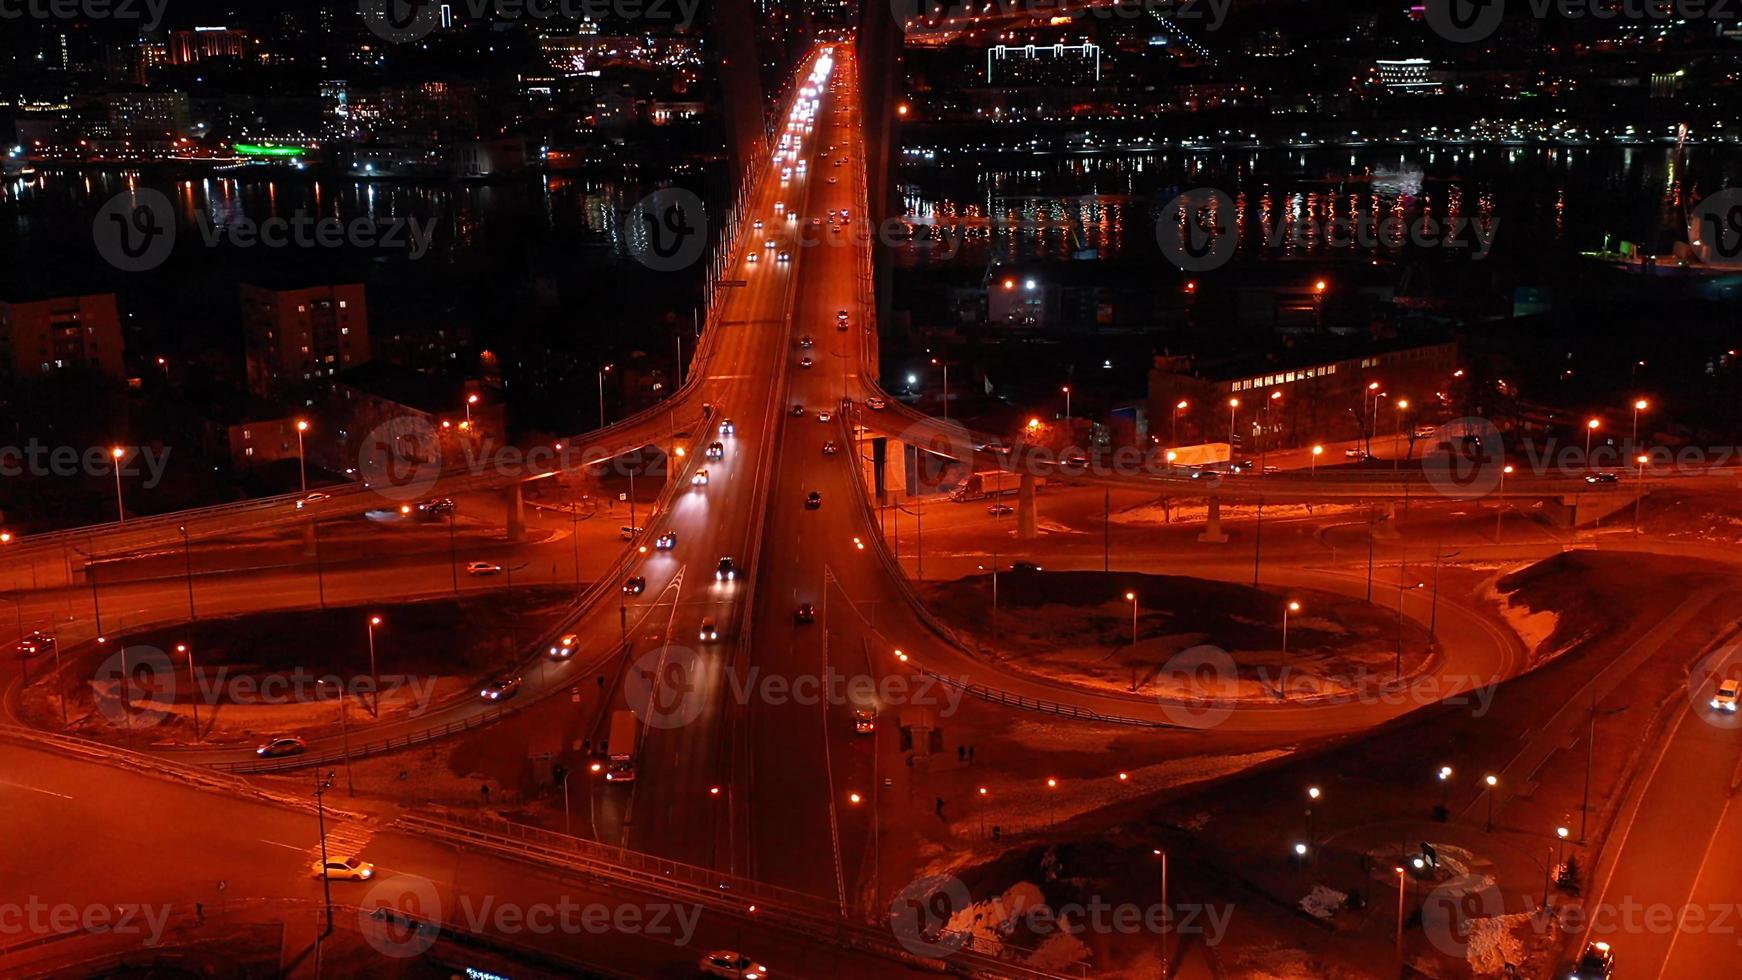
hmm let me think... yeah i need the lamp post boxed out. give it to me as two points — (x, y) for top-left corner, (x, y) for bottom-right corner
(1555, 825), (1570, 876)
(323, 680), (355, 795)
(1126, 591), (1139, 691)
(1262, 390), (1282, 470)
(1306, 785), (1321, 846)
(1173, 400), (1187, 444)
(1227, 397), (1240, 446)
(465, 392), (479, 426)
(1153, 848), (1169, 975)
(1311, 444), (1323, 476)
(1397, 580), (1423, 680)
(598, 365), (613, 426)
(1631, 399), (1648, 450)
(1283, 600), (1300, 656)
(1437, 765), (1453, 818)
(295, 419), (310, 492)
(1394, 866), (1408, 967)
(1062, 385), (1071, 423)
(1364, 381), (1382, 450)
(1484, 774), (1499, 831)
(366, 615), (382, 716)
(1393, 398), (1410, 472)
(110, 447), (127, 523)
(1585, 418), (1600, 466)
(931, 357), (949, 420)
(1634, 454), (1648, 533)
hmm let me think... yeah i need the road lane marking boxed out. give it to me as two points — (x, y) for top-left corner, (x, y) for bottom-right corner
(0, 779), (73, 800)
(259, 839), (304, 851)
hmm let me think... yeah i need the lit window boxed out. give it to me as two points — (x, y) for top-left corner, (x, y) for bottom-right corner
(339, 301), (348, 309)
(245, 447), (254, 457)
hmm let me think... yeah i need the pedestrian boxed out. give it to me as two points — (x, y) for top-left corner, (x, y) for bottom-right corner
(968, 745), (975, 763)
(935, 796), (945, 817)
(957, 745), (966, 763)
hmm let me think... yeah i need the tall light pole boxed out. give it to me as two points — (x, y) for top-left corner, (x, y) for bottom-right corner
(1306, 785), (1321, 846)
(1227, 397), (1239, 446)
(1484, 774), (1499, 832)
(366, 615), (383, 717)
(1634, 454), (1648, 533)
(931, 357), (949, 420)
(1364, 381), (1382, 449)
(1311, 444), (1323, 475)
(1262, 390), (1282, 470)
(110, 447), (127, 523)
(1283, 600), (1300, 656)
(1394, 866), (1408, 968)
(465, 392), (479, 426)
(1584, 418), (1600, 466)
(1061, 385), (1071, 424)
(176, 643), (201, 739)
(1437, 765), (1453, 818)
(1631, 399), (1648, 449)
(1393, 398), (1410, 472)
(295, 419), (310, 492)
(1174, 400), (1188, 444)
(1495, 464), (1514, 541)
(1126, 591), (1140, 691)
(1153, 848), (1169, 976)
(598, 364), (613, 426)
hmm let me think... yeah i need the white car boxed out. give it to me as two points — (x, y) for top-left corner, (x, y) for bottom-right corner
(295, 492), (329, 510)
(777, 250), (791, 263)
(549, 633), (580, 658)
(692, 469), (710, 487)
(753, 219), (763, 229)
(800, 356), (814, 369)
(312, 856), (375, 881)
(699, 950), (768, 979)
(853, 709), (876, 734)
(764, 238), (776, 249)
(865, 396), (886, 410)
(465, 561), (502, 576)
(816, 411), (832, 423)
(1713, 678), (1741, 712)
(747, 251), (759, 264)
(698, 619), (719, 642)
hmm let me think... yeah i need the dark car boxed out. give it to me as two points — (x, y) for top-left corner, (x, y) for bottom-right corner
(1571, 941), (1614, 980)
(15, 631), (55, 657)
(622, 576), (646, 595)
(1585, 472), (1620, 485)
(1009, 561), (1043, 573)
(715, 557), (738, 582)
(479, 675), (523, 701)
(792, 404), (806, 417)
(795, 602), (816, 623)
(805, 491), (822, 509)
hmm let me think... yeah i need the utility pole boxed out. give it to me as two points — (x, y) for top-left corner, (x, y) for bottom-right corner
(315, 770), (336, 933)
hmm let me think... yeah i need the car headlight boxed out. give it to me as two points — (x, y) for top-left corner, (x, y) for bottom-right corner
(1714, 699), (1722, 708)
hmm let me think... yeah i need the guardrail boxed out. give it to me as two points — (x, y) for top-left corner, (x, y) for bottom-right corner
(396, 809), (1077, 979)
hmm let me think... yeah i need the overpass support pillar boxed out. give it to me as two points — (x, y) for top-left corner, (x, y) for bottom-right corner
(505, 483), (526, 542)
(1198, 496), (1229, 543)
(1017, 474), (1038, 539)
(301, 520), (318, 558)
(1373, 501), (1401, 540)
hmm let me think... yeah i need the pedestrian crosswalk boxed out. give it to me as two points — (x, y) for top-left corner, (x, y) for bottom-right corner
(313, 821), (376, 863)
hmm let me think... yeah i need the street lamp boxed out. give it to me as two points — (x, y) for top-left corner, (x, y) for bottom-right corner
(295, 419), (310, 492)
(1062, 385), (1071, 423)
(1173, 400), (1188, 444)
(1584, 418), (1601, 464)
(1311, 444), (1323, 476)
(366, 615), (383, 716)
(110, 447), (127, 523)
(1437, 765), (1453, 818)
(1631, 399), (1649, 449)
(1634, 454), (1649, 532)
(1283, 600), (1300, 656)
(1153, 848), (1169, 975)
(1393, 398), (1410, 472)
(931, 357), (950, 420)
(1555, 825), (1570, 872)
(1484, 774), (1499, 832)
(598, 364), (613, 426)
(1227, 397), (1240, 445)
(1364, 381), (1382, 448)
(1126, 591), (1139, 690)
(465, 392), (480, 426)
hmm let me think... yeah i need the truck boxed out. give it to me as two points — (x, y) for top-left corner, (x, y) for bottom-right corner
(604, 709), (639, 783)
(1163, 442), (1231, 469)
(949, 471), (1043, 502)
